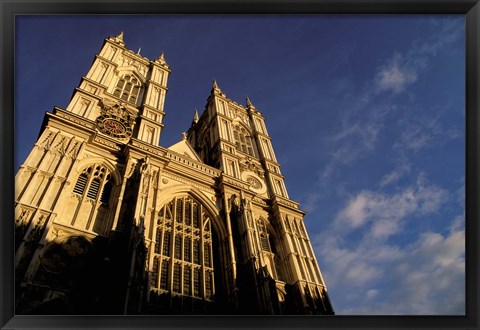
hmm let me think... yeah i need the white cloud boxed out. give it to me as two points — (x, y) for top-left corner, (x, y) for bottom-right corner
(379, 160), (411, 187)
(314, 177), (464, 315)
(308, 17), (465, 316)
(334, 175), (448, 239)
(316, 213), (464, 315)
(316, 17), (463, 185)
(375, 17), (462, 96)
(376, 53), (418, 94)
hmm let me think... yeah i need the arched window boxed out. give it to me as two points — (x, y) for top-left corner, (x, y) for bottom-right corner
(73, 165), (113, 205)
(151, 196), (215, 302)
(257, 218), (271, 252)
(257, 218), (285, 281)
(113, 74), (141, 104)
(233, 125), (255, 156)
(67, 164), (117, 235)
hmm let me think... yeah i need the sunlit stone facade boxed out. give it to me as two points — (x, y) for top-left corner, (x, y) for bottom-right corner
(14, 33), (334, 315)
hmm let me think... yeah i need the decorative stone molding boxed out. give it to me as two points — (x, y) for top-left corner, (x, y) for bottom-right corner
(39, 132), (55, 150)
(99, 98), (136, 126)
(166, 152), (220, 176)
(119, 54), (149, 76)
(131, 140), (165, 156)
(93, 136), (122, 150)
(66, 141), (82, 159)
(239, 157), (264, 178)
(152, 170), (159, 189)
(109, 32), (125, 47)
(125, 161), (137, 179)
(55, 111), (96, 130)
(162, 172), (216, 195)
(241, 171), (267, 195)
(154, 53), (169, 69)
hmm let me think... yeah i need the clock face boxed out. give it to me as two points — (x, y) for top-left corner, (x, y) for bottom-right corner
(241, 171), (267, 194)
(96, 115), (132, 139)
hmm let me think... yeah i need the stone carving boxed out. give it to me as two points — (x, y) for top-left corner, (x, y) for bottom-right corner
(39, 132), (55, 150)
(246, 176), (262, 189)
(239, 157), (264, 177)
(66, 141), (81, 159)
(119, 55), (148, 76)
(99, 98), (136, 126)
(140, 155), (150, 174)
(126, 161), (137, 179)
(111, 32), (125, 46)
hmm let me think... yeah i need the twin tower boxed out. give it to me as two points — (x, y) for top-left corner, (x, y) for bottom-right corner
(14, 32), (334, 315)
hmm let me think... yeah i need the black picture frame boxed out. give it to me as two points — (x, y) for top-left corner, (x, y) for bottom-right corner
(1, 1), (478, 329)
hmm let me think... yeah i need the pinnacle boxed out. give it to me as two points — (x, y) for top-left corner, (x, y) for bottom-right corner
(193, 109), (199, 124)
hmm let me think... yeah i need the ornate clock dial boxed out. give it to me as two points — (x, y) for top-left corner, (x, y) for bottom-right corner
(241, 171), (267, 194)
(96, 115), (132, 139)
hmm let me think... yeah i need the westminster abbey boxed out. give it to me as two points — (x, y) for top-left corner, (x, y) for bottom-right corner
(14, 32), (334, 315)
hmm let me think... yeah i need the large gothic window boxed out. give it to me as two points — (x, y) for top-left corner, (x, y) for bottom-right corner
(113, 74), (141, 104)
(233, 125), (255, 157)
(151, 196), (215, 301)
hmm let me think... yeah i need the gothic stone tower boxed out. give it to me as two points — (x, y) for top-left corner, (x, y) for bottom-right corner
(14, 33), (334, 315)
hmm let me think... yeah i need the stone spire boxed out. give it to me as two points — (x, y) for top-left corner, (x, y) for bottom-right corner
(211, 80), (224, 96)
(246, 96), (257, 112)
(111, 32), (126, 46)
(155, 53), (169, 68)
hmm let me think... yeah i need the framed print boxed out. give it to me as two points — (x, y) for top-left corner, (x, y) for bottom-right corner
(1, 1), (478, 329)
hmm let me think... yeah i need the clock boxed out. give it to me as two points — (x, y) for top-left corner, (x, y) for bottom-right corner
(241, 171), (267, 194)
(96, 115), (132, 139)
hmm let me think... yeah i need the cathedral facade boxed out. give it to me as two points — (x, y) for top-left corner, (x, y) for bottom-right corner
(14, 32), (334, 315)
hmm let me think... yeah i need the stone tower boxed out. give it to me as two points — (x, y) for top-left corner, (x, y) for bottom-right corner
(14, 33), (334, 315)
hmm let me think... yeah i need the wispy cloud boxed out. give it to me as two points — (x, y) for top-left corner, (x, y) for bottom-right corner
(303, 17), (465, 315)
(375, 17), (463, 96)
(394, 111), (463, 153)
(375, 53), (418, 94)
(314, 178), (464, 314)
(334, 220), (465, 315)
(334, 173), (448, 239)
(379, 160), (411, 187)
(317, 18), (463, 185)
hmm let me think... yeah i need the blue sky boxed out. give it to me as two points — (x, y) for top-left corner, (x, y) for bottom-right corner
(15, 15), (465, 315)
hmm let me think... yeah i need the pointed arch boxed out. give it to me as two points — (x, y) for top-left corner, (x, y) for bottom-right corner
(257, 216), (287, 282)
(64, 159), (121, 234)
(154, 184), (226, 238)
(148, 185), (227, 307)
(74, 158), (121, 186)
(112, 68), (145, 104)
(231, 120), (255, 157)
(115, 67), (146, 84)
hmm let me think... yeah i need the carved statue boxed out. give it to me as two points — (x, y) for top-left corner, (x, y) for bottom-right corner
(140, 155), (150, 174)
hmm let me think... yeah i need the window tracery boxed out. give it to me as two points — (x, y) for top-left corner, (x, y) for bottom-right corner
(233, 125), (255, 156)
(73, 165), (113, 205)
(70, 164), (115, 234)
(151, 195), (215, 301)
(113, 74), (141, 103)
